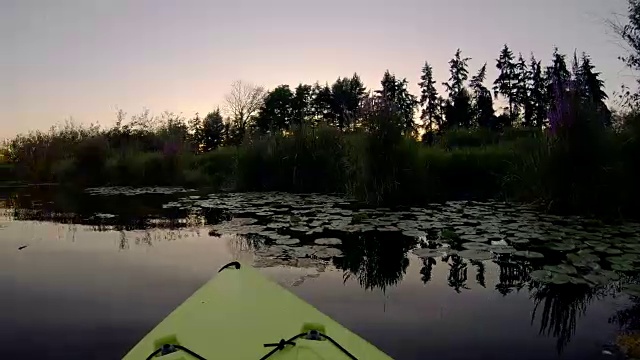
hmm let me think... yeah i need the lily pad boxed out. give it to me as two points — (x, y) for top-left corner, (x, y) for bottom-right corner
(462, 242), (491, 251)
(514, 251), (544, 259)
(275, 238), (301, 245)
(413, 248), (445, 258)
(622, 284), (640, 297)
(567, 252), (600, 264)
(612, 262), (636, 272)
(460, 234), (486, 242)
(458, 249), (493, 261)
(313, 247), (343, 259)
(289, 226), (310, 233)
(314, 238), (342, 246)
(604, 248), (624, 255)
(547, 242), (576, 251)
(403, 230), (427, 238)
(549, 273), (574, 284)
(583, 272), (616, 286)
(544, 264), (578, 274)
(530, 270), (553, 282)
(489, 245), (517, 254)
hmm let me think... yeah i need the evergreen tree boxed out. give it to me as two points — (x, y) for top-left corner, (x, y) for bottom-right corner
(577, 53), (608, 105)
(546, 47), (571, 96)
(577, 52), (612, 126)
(515, 53), (534, 126)
(418, 61), (441, 131)
(546, 48), (571, 127)
(256, 85), (294, 133)
(493, 44), (518, 118)
(310, 83), (333, 126)
(330, 74), (367, 130)
(529, 55), (548, 128)
(443, 49), (471, 97)
(376, 70), (418, 134)
(470, 63), (495, 129)
(443, 49), (472, 128)
(188, 112), (204, 151)
(444, 89), (474, 129)
(292, 83), (313, 127)
(202, 109), (225, 151)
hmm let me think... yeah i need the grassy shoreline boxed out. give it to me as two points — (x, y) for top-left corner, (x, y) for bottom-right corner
(2, 120), (639, 220)
(2, 99), (640, 220)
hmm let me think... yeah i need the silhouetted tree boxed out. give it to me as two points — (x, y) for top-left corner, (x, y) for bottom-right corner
(310, 83), (334, 126)
(546, 47), (571, 97)
(256, 85), (294, 133)
(292, 84), (314, 127)
(469, 63), (495, 128)
(188, 113), (204, 151)
(418, 61), (442, 130)
(493, 45), (518, 118)
(224, 80), (266, 135)
(529, 55), (548, 127)
(611, 0), (640, 75)
(443, 49), (471, 97)
(576, 53), (611, 126)
(444, 89), (474, 129)
(330, 74), (367, 130)
(202, 109), (225, 151)
(375, 70), (418, 135)
(443, 49), (472, 129)
(546, 48), (572, 128)
(515, 53), (535, 126)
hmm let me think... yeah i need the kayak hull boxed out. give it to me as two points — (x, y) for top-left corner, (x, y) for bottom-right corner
(122, 262), (392, 359)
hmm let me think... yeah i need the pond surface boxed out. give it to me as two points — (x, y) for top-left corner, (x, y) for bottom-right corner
(1, 186), (639, 360)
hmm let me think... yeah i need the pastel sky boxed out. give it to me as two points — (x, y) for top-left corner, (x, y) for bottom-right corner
(1, 0), (635, 138)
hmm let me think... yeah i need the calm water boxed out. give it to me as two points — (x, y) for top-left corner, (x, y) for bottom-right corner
(1, 186), (639, 360)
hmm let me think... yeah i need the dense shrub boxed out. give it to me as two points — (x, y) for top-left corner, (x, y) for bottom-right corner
(3, 107), (640, 220)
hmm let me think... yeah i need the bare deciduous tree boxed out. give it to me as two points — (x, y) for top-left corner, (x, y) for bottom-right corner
(224, 80), (266, 129)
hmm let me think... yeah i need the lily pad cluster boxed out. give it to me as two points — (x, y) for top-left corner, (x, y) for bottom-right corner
(83, 190), (640, 287)
(86, 187), (197, 196)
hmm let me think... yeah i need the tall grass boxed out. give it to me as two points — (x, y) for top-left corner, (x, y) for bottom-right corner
(3, 107), (640, 219)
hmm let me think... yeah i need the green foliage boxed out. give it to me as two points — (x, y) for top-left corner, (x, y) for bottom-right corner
(330, 74), (367, 130)
(375, 71), (418, 135)
(418, 61), (441, 130)
(494, 44), (518, 116)
(202, 109), (225, 151)
(529, 56), (548, 127)
(256, 85), (294, 133)
(236, 125), (347, 192)
(444, 49), (471, 97)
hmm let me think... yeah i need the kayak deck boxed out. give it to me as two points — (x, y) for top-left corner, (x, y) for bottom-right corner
(123, 262), (392, 359)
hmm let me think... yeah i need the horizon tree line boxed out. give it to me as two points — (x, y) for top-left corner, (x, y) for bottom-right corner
(192, 45), (610, 148)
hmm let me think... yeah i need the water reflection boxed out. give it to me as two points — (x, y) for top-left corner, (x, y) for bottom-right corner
(531, 284), (598, 353)
(496, 260), (531, 296)
(3, 186), (640, 356)
(336, 234), (415, 292)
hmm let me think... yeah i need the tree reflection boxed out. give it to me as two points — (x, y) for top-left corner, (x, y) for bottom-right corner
(495, 260), (531, 296)
(420, 257), (437, 284)
(471, 260), (486, 288)
(337, 233), (415, 292)
(445, 254), (469, 293)
(530, 283), (598, 353)
(609, 275), (640, 351)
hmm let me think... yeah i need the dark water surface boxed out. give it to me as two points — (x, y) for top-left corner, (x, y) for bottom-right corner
(1, 186), (639, 360)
